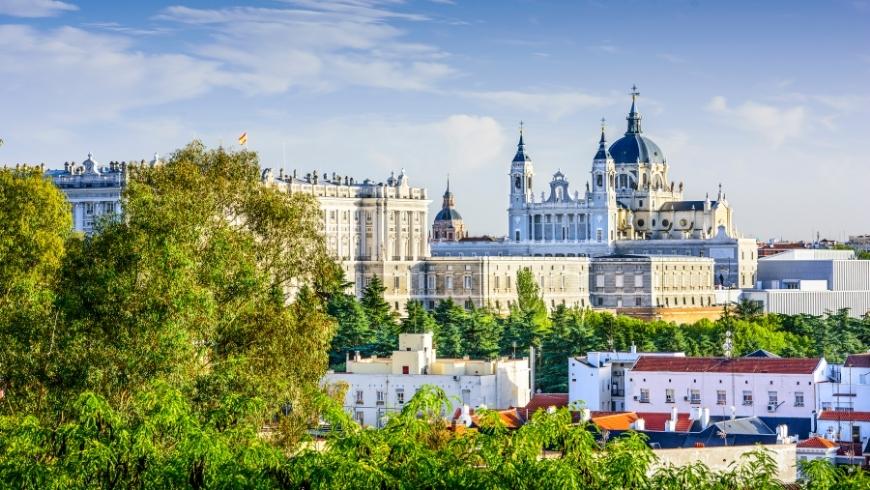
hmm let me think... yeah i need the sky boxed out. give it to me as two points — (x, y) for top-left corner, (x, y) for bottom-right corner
(1, 0), (869, 241)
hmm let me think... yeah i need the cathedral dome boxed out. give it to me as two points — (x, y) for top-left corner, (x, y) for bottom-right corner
(608, 133), (665, 164)
(435, 207), (463, 221)
(608, 85), (666, 165)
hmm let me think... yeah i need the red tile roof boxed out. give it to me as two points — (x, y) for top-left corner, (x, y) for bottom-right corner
(844, 353), (870, 368)
(836, 441), (864, 457)
(452, 407), (524, 429)
(797, 437), (838, 449)
(522, 393), (569, 413)
(631, 356), (822, 374)
(587, 411), (693, 432)
(818, 410), (870, 422)
(636, 412), (693, 432)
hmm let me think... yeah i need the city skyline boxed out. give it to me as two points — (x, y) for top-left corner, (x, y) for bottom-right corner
(1, 0), (868, 241)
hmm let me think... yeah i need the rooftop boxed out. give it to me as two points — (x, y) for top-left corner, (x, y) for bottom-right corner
(818, 410), (870, 422)
(631, 356), (823, 374)
(844, 352), (870, 368)
(796, 437), (838, 449)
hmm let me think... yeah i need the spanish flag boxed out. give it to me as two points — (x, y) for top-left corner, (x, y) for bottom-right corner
(238, 132), (248, 146)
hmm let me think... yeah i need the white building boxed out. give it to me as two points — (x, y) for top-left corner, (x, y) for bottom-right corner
(743, 249), (870, 318)
(815, 352), (870, 453)
(45, 153), (157, 233)
(323, 333), (530, 427)
(568, 348), (685, 411)
(624, 355), (829, 437)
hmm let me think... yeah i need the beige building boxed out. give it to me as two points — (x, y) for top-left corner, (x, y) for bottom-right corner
(590, 255), (716, 310)
(431, 179), (466, 242)
(262, 168), (430, 308)
(324, 333), (531, 427)
(411, 256), (590, 314)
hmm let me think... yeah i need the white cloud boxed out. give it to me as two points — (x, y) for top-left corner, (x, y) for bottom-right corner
(462, 90), (612, 120)
(155, 1), (454, 94)
(0, 25), (226, 121)
(706, 96), (807, 147)
(0, 0), (76, 18)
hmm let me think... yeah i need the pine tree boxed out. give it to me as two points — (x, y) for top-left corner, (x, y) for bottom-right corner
(433, 299), (465, 358)
(399, 300), (437, 334)
(361, 276), (398, 355)
(327, 293), (373, 366)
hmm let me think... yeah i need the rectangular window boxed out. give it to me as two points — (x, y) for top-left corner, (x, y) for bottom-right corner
(428, 275), (436, 289)
(396, 389), (405, 404)
(716, 390), (726, 405)
(743, 391), (753, 406)
(376, 391), (385, 406)
(401, 366), (409, 375)
(634, 274), (643, 288)
(794, 391), (804, 407)
(393, 276), (400, 289)
(768, 391), (778, 407)
(446, 276), (453, 290)
(355, 390), (364, 405)
(506, 276), (512, 289)
(665, 389), (674, 404)
(85, 202), (95, 215)
(495, 276), (500, 289)
(635, 297), (642, 306)
(690, 389), (701, 405)
(615, 275), (624, 288)
(639, 388), (650, 403)
(464, 276), (472, 289)
(596, 228), (603, 242)
(595, 275), (604, 288)
(355, 411), (365, 425)
(461, 389), (471, 405)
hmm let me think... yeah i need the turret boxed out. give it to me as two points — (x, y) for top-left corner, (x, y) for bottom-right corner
(508, 122), (535, 241)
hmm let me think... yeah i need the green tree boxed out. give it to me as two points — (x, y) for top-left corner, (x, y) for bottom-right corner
(399, 300), (437, 334)
(463, 307), (502, 360)
(327, 292), (373, 366)
(734, 297), (764, 321)
(361, 275), (398, 355)
(433, 299), (466, 358)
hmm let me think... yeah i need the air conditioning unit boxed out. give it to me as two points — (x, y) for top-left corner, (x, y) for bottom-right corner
(767, 404), (777, 412)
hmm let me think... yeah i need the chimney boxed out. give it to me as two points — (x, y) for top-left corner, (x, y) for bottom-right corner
(730, 405), (736, 420)
(690, 407), (702, 421)
(633, 418), (646, 431)
(671, 406), (678, 423)
(460, 405), (472, 427)
(665, 419), (675, 432)
(701, 408), (710, 430)
(630, 343), (637, 354)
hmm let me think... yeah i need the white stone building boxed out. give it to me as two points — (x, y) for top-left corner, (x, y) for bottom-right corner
(323, 333), (531, 427)
(815, 352), (870, 453)
(568, 348), (686, 412)
(624, 355), (829, 437)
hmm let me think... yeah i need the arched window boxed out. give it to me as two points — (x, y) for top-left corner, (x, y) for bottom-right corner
(596, 174), (603, 187)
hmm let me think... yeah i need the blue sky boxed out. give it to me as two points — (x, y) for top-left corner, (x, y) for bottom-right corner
(1, 0), (869, 241)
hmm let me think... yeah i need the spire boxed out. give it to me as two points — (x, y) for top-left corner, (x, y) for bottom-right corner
(594, 117), (611, 160)
(443, 174), (452, 197)
(442, 175), (455, 209)
(513, 120), (531, 162)
(626, 84), (642, 134)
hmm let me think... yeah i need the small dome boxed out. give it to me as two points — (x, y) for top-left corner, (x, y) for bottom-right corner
(435, 208), (462, 221)
(608, 133), (665, 164)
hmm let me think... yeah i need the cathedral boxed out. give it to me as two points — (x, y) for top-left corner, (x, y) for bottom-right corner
(507, 86), (735, 247)
(431, 87), (757, 289)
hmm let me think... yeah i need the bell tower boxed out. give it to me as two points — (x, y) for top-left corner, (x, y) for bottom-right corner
(508, 122), (534, 241)
(587, 120), (617, 244)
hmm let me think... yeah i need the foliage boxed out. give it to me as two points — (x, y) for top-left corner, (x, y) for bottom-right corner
(399, 300), (438, 334)
(0, 142), (338, 449)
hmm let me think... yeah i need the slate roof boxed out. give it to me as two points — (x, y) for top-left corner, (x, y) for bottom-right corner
(659, 201), (719, 212)
(631, 356), (822, 374)
(434, 208), (463, 221)
(609, 133), (665, 165)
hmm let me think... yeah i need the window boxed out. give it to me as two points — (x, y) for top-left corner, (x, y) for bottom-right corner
(464, 276), (472, 289)
(821, 401), (832, 411)
(355, 411), (365, 425)
(402, 366), (409, 375)
(743, 391), (753, 406)
(376, 391), (385, 406)
(716, 390), (726, 405)
(634, 274), (643, 288)
(615, 275), (624, 288)
(396, 389), (405, 404)
(461, 389), (471, 405)
(596, 229), (603, 243)
(428, 275), (436, 289)
(639, 388), (650, 403)
(446, 276), (453, 290)
(393, 276), (400, 289)
(690, 389), (701, 404)
(355, 390), (364, 405)
(767, 391), (779, 412)
(506, 276), (512, 289)
(794, 391), (804, 407)
(635, 297), (642, 306)
(665, 389), (675, 403)
(418, 274), (425, 291)
(597, 297), (603, 306)
(596, 275), (604, 288)
(495, 276), (500, 289)
(85, 202), (95, 215)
